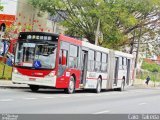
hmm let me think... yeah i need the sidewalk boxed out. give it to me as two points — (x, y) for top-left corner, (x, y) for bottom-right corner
(133, 79), (160, 88)
(0, 79), (29, 89)
(0, 79), (159, 89)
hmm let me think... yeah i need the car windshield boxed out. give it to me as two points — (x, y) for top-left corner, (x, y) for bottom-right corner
(15, 42), (57, 69)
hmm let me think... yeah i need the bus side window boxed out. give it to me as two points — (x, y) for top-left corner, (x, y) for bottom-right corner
(59, 50), (68, 66)
(62, 50), (68, 66)
(95, 52), (101, 72)
(101, 53), (108, 72)
(119, 57), (123, 70)
(69, 45), (78, 68)
(123, 58), (127, 70)
(88, 50), (95, 72)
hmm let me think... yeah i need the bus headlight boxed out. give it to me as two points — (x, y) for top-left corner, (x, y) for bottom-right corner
(48, 71), (55, 77)
(13, 68), (22, 75)
(13, 68), (18, 74)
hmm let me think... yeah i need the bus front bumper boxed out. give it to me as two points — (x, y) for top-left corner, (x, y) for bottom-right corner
(12, 73), (57, 87)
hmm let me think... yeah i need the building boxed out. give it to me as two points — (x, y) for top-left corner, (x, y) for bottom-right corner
(0, 0), (17, 38)
(0, 0), (65, 38)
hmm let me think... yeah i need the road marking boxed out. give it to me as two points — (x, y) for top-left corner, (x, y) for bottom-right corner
(94, 110), (110, 114)
(138, 102), (147, 105)
(0, 99), (13, 102)
(95, 93), (104, 96)
(85, 94), (95, 97)
(43, 96), (55, 99)
(61, 96), (70, 98)
(23, 98), (37, 100)
(73, 94), (83, 97)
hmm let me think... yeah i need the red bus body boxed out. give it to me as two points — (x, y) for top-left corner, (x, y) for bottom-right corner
(12, 32), (134, 93)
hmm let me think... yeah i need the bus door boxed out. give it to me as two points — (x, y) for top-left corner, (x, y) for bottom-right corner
(114, 57), (119, 85)
(81, 50), (88, 85)
(126, 59), (131, 85)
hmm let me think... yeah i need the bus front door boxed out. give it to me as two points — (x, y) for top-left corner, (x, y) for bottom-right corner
(81, 50), (88, 85)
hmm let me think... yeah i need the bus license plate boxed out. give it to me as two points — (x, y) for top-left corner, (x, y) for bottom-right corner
(29, 78), (36, 81)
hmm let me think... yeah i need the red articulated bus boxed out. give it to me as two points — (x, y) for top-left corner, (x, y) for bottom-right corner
(12, 32), (134, 94)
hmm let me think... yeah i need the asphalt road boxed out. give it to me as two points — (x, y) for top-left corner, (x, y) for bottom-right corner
(0, 86), (160, 114)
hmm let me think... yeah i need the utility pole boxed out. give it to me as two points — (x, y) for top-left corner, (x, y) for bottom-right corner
(95, 19), (100, 45)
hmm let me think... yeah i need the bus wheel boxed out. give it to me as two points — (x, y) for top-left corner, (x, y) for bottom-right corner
(29, 85), (39, 92)
(65, 76), (75, 94)
(95, 78), (102, 93)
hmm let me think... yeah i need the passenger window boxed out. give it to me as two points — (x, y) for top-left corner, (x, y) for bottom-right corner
(59, 50), (68, 66)
(101, 53), (108, 72)
(69, 45), (78, 68)
(88, 50), (95, 71)
(95, 52), (101, 71)
(123, 58), (127, 70)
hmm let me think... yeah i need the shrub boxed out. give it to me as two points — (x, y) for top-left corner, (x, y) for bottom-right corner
(141, 61), (160, 73)
(0, 62), (12, 80)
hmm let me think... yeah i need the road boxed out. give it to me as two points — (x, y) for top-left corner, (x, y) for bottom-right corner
(0, 86), (160, 114)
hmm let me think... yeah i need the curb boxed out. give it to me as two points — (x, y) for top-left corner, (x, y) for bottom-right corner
(133, 84), (160, 89)
(0, 85), (29, 89)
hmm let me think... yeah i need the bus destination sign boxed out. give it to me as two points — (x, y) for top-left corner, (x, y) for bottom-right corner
(19, 34), (52, 41)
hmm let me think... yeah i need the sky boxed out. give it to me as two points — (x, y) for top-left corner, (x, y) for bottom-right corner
(0, 0), (18, 15)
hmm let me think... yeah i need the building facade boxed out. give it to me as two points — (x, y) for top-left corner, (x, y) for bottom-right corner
(0, 0), (64, 38)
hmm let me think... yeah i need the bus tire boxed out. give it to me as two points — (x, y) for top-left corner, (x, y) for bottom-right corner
(29, 85), (39, 92)
(95, 77), (102, 93)
(65, 76), (75, 94)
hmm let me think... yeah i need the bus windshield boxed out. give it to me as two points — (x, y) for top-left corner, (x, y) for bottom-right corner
(15, 42), (57, 69)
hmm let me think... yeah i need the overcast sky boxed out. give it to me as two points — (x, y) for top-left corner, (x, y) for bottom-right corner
(0, 0), (17, 15)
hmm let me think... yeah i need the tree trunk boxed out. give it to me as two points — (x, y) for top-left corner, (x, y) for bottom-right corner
(130, 30), (136, 54)
(133, 26), (142, 85)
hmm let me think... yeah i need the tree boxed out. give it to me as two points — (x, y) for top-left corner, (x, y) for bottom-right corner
(29, 0), (160, 50)
(0, 4), (3, 11)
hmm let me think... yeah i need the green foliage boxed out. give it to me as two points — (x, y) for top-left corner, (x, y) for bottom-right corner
(0, 62), (12, 80)
(0, 4), (3, 11)
(141, 61), (160, 73)
(136, 70), (160, 82)
(29, 0), (160, 49)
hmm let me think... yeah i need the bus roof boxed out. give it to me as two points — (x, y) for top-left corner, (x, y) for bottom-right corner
(114, 50), (133, 58)
(82, 41), (110, 53)
(19, 32), (59, 37)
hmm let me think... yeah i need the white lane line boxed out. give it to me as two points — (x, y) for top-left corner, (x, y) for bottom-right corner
(43, 96), (55, 99)
(72, 94), (83, 97)
(103, 93), (111, 96)
(61, 96), (70, 98)
(23, 98), (37, 100)
(138, 102), (147, 105)
(0, 99), (13, 102)
(94, 110), (110, 114)
(85, 94), (95, 97)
